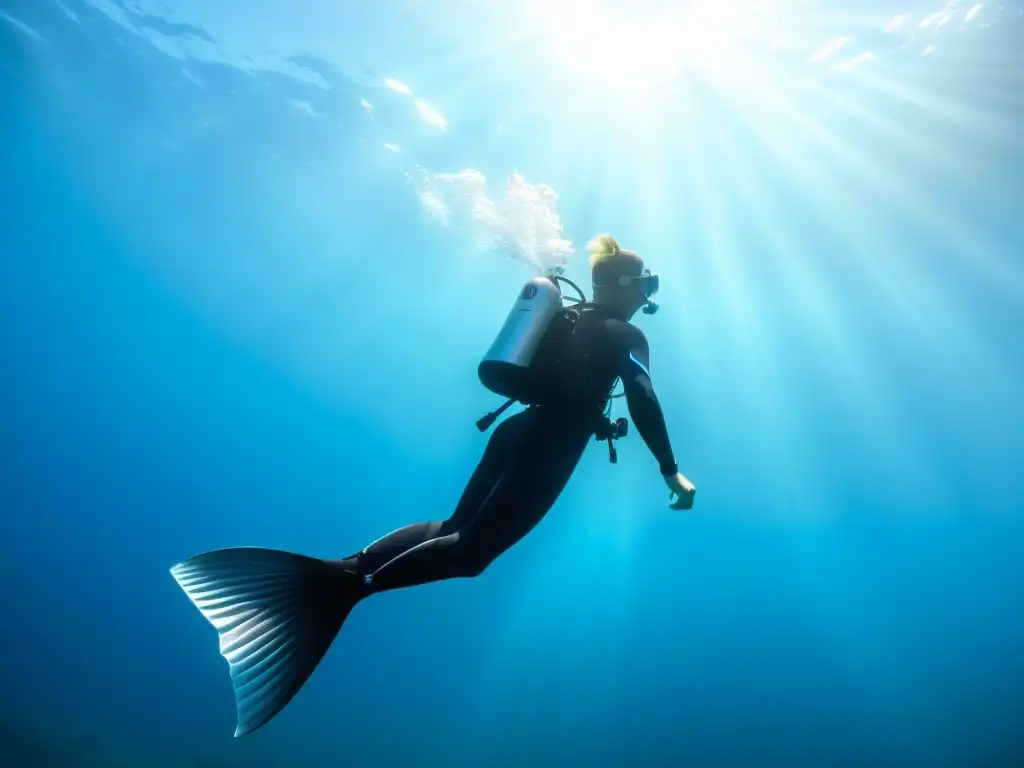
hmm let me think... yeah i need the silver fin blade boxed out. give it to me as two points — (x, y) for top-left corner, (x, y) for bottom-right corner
(170, 547), (352, 737)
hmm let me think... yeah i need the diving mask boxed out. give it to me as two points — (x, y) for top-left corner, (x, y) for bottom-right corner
(600, 268), (660, 298)
(598, 268), (660, 314)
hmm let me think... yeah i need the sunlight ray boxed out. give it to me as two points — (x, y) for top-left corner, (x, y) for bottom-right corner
(738, 100), (1018, 444)
(738, 76), (1024, 310)
(844, 65), (1017, 144)
(795, 75), (989, 184)
(713, 131), (851, 514)
(733, 88), (1003, 341)
(681, 118), (833, 518)
(714, 111), (953, 513)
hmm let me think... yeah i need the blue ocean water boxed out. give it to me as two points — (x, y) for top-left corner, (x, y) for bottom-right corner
(1, 1), (1022, 765)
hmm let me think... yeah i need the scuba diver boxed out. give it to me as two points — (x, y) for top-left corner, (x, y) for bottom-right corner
(170, 233), (697, 738)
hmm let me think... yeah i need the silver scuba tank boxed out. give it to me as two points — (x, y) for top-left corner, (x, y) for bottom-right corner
(478, 276), (565, 402)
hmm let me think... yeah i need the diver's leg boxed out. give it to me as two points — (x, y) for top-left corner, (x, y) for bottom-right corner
(341, 522), (444, 573)
(336, 411), (525, 576)
(362, 423), (588, 593)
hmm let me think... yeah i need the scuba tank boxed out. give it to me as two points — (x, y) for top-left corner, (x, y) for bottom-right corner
(473, 271), (630, 464)
(477, 275), (566, 404)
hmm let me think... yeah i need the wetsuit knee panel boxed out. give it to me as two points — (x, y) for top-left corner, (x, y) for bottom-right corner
(438, 529), (494, 578)
(455, 556), (492, 579)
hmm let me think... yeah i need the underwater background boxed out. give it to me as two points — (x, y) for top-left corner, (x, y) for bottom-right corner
(1, 1), (1022, 766)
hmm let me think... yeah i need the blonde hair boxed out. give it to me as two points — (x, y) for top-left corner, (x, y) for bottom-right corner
(586, 233), (643, 287)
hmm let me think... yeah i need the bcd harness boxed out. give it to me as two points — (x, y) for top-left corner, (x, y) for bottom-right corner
(475, 301), (630, 464)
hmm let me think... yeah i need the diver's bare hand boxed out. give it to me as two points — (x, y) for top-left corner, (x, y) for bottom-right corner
(664, 472), (696, 511)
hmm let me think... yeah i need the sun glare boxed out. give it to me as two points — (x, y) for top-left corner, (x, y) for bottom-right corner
(529, 0), (787, 93)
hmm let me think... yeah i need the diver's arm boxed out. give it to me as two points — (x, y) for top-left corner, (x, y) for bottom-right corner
(619, 330), (697, 510)
(618, 333), (678, 476)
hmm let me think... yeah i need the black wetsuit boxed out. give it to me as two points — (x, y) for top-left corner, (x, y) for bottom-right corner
(342, 305), (678, 594)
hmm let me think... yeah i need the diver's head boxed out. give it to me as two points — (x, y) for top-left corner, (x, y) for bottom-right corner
(587, 234), (660, 320)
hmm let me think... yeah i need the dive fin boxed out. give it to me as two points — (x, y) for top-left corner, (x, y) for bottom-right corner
(169, 547), (358, 737)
